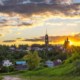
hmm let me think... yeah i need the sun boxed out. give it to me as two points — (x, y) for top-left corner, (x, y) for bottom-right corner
(70, 42), (73, 45)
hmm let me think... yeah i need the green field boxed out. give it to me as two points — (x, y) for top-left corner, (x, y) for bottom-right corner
(20, 76), (80, 80)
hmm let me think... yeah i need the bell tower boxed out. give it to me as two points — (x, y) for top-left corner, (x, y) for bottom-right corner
(45, 29), (48, 46)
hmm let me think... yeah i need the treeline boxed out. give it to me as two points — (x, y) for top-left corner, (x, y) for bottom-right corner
(0, 44), (80, 68)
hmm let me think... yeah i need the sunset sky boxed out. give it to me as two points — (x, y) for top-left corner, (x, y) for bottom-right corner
(0, 0), (80, 46)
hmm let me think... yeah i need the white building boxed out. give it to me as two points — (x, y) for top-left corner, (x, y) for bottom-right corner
(45, 61), (54, 67)
(2, 60), (13, 67)
(9, 47), (15, 50)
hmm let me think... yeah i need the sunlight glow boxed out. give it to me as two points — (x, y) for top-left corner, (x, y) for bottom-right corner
(70, 42), (73, 45)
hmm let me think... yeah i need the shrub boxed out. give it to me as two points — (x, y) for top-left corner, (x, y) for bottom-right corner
(63, 53), (80, 65)
(9, 66), (15, 72)
(1, 66), (9, 73)
(74, 60), (80, 73)
(39, 62), (44, 67)
(34, 66), (44, 71)
(0, 76), (3, 80)
(44, 64), (48, 68)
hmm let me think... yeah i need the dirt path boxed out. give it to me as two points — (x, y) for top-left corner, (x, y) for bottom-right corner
(2, 76), (21, 80)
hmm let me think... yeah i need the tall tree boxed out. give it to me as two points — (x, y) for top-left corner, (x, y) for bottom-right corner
(23, 51), (41, 70)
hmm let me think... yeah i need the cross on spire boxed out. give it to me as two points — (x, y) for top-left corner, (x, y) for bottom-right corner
(46, 29), (47, 35)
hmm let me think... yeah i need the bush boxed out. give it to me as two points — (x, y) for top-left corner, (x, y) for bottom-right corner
(34, 66), (44, 71)
(44, 64), (48, 68)
(74, 60), (80, 73)
(63, 53), (80, 65)
(0, 76), (3, 80)
(1, 66), (9, 73)
(9, 66), (15, 72)
(39, 62), (45, 67)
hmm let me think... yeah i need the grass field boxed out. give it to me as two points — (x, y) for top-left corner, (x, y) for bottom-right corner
(20, 76), (80, 80)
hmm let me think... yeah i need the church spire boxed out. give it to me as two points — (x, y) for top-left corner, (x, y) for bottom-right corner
(67, 37), (68, 41)
(45, 29), (48, 46)
(46, 29), (47, 35)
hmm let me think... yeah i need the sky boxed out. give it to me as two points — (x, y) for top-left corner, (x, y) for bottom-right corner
(0, 0), (80, 46)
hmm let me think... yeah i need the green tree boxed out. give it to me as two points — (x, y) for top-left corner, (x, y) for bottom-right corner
(23, 51), (41, 70)
(1, 66), (9, 73)
(9, 66), (15, 72)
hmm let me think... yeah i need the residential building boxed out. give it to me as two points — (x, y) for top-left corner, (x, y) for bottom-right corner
(45, 59), (62, 67)
(2, 60), (13, 67)
(15, 61), (28, 71)
(54, 59), (62, 66)
(9, 47), (15, 51)
(26, 47), (31, 51)
(45, 60), (54, 67)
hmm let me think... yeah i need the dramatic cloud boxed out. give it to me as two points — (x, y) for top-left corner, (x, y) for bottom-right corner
(22, 33), (80, 43)
(0, 0), (79, 29)
(18, 22), (34, 27)
(3, 39), (17, 42)
(2, 32), (80, 46)
(23, 37), (44, 42)
(0, 0), (79, 18)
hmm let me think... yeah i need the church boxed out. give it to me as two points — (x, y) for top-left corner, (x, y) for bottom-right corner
(64, 37), (70, 48)
(45, 30), (49, 46)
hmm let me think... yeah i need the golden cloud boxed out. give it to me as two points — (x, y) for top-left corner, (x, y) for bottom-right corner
(0, 33), (4, 36)
(15, 33), (21, 35)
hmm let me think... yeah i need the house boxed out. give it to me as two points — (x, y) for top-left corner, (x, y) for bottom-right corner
(2, 60), (13, 67)
(45, 60), (54, 67)
(26, 47), (31, 51)
(16, 49), (23, 51)
(32, 47), (40, 50)
(48, 48), (53, 51)
(9, 47), (15, 51)
(15, 61), (28, 71)
(45, 59), (62, 67)
(54, 59), (62, 66)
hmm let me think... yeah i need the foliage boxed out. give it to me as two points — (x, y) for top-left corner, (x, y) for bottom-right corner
(0, 70), (28, 75)
(44, 64), (48, 68)
(9, 66), (15, 72)
(33, 67), (44, 71)
(20, 76), (80, 80)
(0, 76), (3, 80)
(74, 60), (80, 73)
(1, 66), (9, 73)
(23, 51), (41, 70)
(19, 63), (77, 77)
(39, 62), (45, 67)
(63, 53), (80, 65)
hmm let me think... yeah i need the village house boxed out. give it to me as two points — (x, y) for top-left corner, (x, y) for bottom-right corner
(48, 48), (53, 51)
(45, 60), (54, 67)
(32, 47), (41, 51)
(46, 59), (62, 67)
(54, 59), (62, 66)
(2, 60), (13, 67)
(16, 49), (23, 51)
(26, 47), (31, 51)
(15, 61), (28, 71)
(9, 47), (15, 51)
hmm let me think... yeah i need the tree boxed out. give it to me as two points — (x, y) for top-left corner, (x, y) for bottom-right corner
(9, 66), (15, 72)
(23, 51), (41, 70)
(1, 66), (9, 73)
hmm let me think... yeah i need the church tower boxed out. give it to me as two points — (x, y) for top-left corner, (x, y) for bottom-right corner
(45, 29), (48, 46)
(64, 37), (70, 48)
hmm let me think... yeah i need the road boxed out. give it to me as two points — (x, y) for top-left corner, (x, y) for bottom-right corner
(2, 76), (21, 80)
